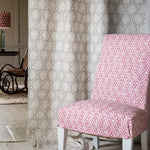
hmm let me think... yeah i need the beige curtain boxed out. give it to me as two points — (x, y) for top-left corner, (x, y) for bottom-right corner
(147, 0), (150, 33)
(28, 0), (147, 149)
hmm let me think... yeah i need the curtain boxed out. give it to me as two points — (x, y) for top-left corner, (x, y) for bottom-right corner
(28, 0), (147, 149)
(147, 0), (150, 33)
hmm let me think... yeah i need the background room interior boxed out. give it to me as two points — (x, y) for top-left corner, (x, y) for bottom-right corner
(0, 0), (28, 66)
(0, 0), (28, 145)
(0, 0), (150, 150)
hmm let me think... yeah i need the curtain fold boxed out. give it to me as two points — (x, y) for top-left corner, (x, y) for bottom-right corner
(87, 0), (109, 97)
(146, 0), (150, 33)
(28, 0), (147, 149)
(28, 0), (90, 147)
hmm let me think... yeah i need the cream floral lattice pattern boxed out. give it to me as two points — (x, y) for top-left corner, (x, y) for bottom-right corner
(58, 34), (150, 139)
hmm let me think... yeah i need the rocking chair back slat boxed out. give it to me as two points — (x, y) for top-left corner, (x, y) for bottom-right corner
(20, 49), (28, 70)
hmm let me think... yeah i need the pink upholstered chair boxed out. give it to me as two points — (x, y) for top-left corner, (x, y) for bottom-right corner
(57, 34), (150, 150)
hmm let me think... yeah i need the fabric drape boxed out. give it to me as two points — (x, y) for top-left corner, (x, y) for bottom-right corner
(28, 0), (147, 149)
(147, 0), (150, 33)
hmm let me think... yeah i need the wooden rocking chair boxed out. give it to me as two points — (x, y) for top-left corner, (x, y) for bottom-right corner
(0, 49), (28, 94)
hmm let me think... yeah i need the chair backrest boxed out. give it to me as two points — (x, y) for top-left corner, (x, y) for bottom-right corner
(20, 49), (28, 70)
(92, 34), (150, 112)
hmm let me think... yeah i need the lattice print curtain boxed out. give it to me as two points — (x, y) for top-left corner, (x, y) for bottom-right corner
(28, 0), (148, 149)
(147, 0), (150, 33)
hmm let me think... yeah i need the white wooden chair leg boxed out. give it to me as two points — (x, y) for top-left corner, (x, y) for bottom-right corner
(57, 127), (68, 150)
(93, 136), (99, 149)
(122, 138), (133, 150)
(141, 130), (148, 150)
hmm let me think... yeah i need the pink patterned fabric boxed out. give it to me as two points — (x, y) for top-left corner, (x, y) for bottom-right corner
(92, 34), (150, 112)
(58, 100), (149, 138)
(58, 34), (150, 138)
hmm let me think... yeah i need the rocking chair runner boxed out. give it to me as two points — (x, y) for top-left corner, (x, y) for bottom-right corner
(0, 49), (28, 94)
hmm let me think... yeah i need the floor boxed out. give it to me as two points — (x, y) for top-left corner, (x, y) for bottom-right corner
(0, 103), (36, 150)
(0, 104), (27, 142)
(0, 142), (34, 150)
(0, 142), (146, 150)
(0, 104), (147, 150)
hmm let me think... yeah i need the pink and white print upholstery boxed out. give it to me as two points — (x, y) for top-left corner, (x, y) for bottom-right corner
(58, 100), (149, 138)
(92, 34), (150, 112)
(58, 34), (150, 139)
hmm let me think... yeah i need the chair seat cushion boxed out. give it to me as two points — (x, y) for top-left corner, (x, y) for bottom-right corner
(58, 100), (150, 138)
